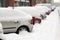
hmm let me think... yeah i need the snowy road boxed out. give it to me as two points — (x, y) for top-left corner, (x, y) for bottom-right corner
(3, 9), (60, 40)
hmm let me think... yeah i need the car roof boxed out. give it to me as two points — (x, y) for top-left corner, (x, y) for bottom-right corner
(14, 7), (42, 16)
(0, 8), (32, 21)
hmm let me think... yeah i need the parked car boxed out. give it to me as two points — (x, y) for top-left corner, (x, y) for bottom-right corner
(35, 6), (51, 15)
(0, 8), (33, 34)
(14, 7), (48, 24)
(35, 4), (55, 14)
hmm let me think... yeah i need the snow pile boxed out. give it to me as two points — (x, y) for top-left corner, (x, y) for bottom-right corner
(54, 7), (60, 40)
(0, 23), (5, 40)
(40, 9), (59, 40)
(4, 33), (22, 40)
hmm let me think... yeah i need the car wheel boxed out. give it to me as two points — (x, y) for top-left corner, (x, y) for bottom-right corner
(0, 38), (3, 40)
(16, 25), (30, 34)
(19, 27), (26, 33)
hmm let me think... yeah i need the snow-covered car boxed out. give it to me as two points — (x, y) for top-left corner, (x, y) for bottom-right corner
(35, 6), (51, 15)
(0, 8), (33, 34)
(14, 7), (48, 24)
(35, 4), (55, 13)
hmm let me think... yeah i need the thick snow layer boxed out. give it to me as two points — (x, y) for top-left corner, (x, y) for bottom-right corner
(14, 6), (51, 19)
(0, 8), (32, 22)
(35, 6), (51, 14)
(2, 9), (60, 40)
(14, 7), (41, 17)
(54, 7), (60, 40)
(0, 23), (5, 39)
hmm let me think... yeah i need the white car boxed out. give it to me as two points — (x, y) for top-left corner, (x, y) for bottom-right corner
(35, 4), (55, 12)
(0, 8), (33, 34)
(35, 6), (51, 15)
(14, 7), (44, 24)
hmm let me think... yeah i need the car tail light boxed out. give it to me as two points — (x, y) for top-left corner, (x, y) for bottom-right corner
(46, 11), (51, 15)
(30, 17), (35, 24)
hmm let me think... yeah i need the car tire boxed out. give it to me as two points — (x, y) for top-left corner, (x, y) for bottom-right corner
(0, 38), (3, 40)
(16, 25), (30, 34)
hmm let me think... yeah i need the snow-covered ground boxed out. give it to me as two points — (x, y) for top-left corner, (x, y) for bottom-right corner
(3, 8), (60, 40)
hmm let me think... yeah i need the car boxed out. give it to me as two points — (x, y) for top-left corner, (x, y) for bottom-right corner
(14, 7), (48, 24)
(35, 6), (51, 15)
(0, 7), (33, 34)
(35, 4), (55, 14)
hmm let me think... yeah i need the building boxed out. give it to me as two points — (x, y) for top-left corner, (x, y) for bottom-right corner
(0, 0), (52, 7)
(0, 0), (14, 7)
(0, 0), (34, 7)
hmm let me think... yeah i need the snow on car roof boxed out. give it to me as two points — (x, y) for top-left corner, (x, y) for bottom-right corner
(14, 6), (51, 15)
(0, 8), (32, 22)
(35, 6), (51, 13)
(14, 7), (42, 17)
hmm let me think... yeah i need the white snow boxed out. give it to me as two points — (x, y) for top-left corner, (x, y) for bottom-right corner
(35, 6), (51, 14)
(0, 8), (32, 22)
(2, 8), (60, 40)
(14, 7), (41, 17)
(0, 23), (5, 40)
